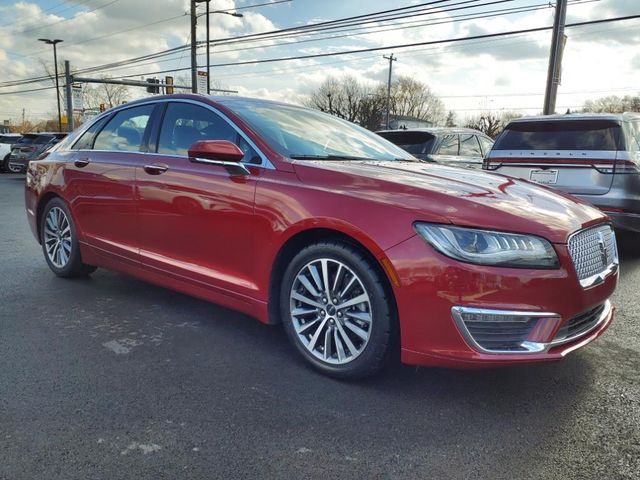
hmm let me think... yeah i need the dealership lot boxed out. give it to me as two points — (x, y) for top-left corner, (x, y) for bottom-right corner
(1, 174), (639, 479)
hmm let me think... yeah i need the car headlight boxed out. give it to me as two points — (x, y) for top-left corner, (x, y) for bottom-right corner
(414, 223), (559, 268)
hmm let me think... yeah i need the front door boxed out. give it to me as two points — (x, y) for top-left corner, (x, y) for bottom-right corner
(135, 101), (260, 300)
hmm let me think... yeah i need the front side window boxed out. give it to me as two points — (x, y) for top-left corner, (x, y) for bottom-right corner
(157, 102), (260, 164)
(438, 135), (459, 155)
(459, 134), (482, 156)
(93, 104), (154, 152)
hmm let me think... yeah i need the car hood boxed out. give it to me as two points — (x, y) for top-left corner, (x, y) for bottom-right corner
(293, 160), (608, 244)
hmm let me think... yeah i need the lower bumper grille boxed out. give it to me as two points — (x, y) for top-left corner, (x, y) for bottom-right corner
(552, 303), (606, 345)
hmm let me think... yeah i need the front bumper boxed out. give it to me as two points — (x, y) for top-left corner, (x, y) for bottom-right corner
(384, 234), (617, 368)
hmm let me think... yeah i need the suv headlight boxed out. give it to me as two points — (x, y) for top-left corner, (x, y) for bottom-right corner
(414, 223), (559, 268)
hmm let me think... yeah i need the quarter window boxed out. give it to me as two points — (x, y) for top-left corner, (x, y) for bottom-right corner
(438, 135), (459, 155)
(459, 134), (482, 156)
(157, 102), (261, 164)
(73, 117), (109, 150)
(478, 136), (494, 156)
(93, 105), (154, 152)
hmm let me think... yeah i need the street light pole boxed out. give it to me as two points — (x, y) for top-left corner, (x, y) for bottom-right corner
(195, 1), (243, 95)
(383, 53), (397, 129)
(38, 38), (63, 132)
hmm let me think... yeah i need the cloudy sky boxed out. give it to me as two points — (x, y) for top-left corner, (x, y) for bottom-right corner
(0, 0), (638, 125)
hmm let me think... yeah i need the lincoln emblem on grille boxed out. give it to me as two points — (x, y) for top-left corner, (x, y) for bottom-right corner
(597, 231), (608, 266)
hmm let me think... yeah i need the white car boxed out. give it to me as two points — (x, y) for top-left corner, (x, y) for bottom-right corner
(0, 134), (22, 172)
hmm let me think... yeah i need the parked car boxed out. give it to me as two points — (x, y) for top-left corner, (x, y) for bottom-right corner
(485, 113), (640, 233)
(377, 127), (494, 169)
(7, 133), (66, 173)
(0, 133), (22, 172)
(25, 95), (617, 378)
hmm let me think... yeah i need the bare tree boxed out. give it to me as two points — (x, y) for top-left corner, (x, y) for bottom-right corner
(445, 110), (457, 127)
(82, 80), (131, 110)
(465, 111), (524, 139)
(582, 94), (640, 113)
(377, 76), (445, 125)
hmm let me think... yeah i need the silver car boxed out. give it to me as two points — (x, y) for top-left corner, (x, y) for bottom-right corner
(377, 127), (494, 169)
(485, 113), (640, 233)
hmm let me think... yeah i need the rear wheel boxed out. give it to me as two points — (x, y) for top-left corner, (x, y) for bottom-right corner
(0, 154), (9, 173)
(280, 241), (394, 379)
(40, 198), (96, 278)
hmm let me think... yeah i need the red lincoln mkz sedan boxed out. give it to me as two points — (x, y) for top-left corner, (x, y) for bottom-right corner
(25, 94), (618, 378)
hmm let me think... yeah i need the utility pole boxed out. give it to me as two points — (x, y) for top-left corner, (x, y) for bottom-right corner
(190, 0), (198, 93)
(64, 60), (73, 131)
(383, 53), (397, 129)
(543, 0), (568, 115)
(38, 39), (63, 132)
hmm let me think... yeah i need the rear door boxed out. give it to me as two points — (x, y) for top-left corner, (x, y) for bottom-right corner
(66, 103), (157, 265)
(486, 120), (622, 195)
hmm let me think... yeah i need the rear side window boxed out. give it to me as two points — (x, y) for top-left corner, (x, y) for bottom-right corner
(494, 120), (622, 151)
(94, 105), (154, 152)
(459, 134), (482, 156)
(626, 121), (640, 152)
(377, 131), (436, 155)
(73, 117), (109, 150)
(438, 134), (459, 155)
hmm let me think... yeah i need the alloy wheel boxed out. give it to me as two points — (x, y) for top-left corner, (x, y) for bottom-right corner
(43, 207), (72, 269)
(289, 258), (373, 365)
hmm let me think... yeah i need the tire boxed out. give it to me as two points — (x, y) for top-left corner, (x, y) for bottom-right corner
(40, 198), (97, 278)
(280, 241), (395, 379)
(0, 154), (9, 173)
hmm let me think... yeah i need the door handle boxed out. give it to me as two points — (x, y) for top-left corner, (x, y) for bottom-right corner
(74, 158), (90, 168)
(144, 163), (169, 175)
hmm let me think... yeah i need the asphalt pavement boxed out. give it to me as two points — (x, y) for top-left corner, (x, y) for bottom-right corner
(1, 173), (639, 480)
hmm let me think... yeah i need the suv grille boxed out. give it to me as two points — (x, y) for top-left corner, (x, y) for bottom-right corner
(568, 224), (617, 287)
(553, 304), (606, 344)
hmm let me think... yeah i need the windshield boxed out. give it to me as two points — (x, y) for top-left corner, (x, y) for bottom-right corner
(226, 100), (415, 161)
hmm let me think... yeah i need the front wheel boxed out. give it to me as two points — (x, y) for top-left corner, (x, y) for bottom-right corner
(40, 198), (97, 278)
(280, 241), (395, 379)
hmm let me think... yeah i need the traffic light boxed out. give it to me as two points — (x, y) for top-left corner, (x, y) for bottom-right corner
(99, 103), (106, 112)
(146, 78), (160, 94)
(165, 76), (174, 95)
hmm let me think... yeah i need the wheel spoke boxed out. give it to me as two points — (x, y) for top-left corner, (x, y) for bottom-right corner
(295, 318), (321, 334)
(46, 214), (56, 231)
(335, 321), (358, 356)
(292, 307), (317, 317)
(334, 328), (346, 361)
(321, 259), (332, 297)
(291, 292), (324, 309)
(307, 318), (328, 351)
(332, 264), (343, 294)
(307, 264), (324, 293)
(336, 293), (369, 310)
(344, 319), (369, 342)
(339, 275), (356, 297)
(323, 328), (332, 360)
(345, 310), (372, 324)
(297, 274), (320, 298)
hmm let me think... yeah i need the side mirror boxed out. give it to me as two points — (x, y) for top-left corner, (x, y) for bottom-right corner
(188, 140), (244, 162)
(188, 140), (249, 175)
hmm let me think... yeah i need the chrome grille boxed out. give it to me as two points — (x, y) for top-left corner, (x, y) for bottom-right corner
(568, 224), (617, 287)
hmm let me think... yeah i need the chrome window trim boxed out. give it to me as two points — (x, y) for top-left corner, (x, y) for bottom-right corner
(567, 223), (619, 289)
(74, 98), (274, 170)
(451, 300), (611, 354)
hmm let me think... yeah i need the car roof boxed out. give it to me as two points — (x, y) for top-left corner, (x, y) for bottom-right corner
(376, 127), (491, 137)
(508, 112), (640, 124)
